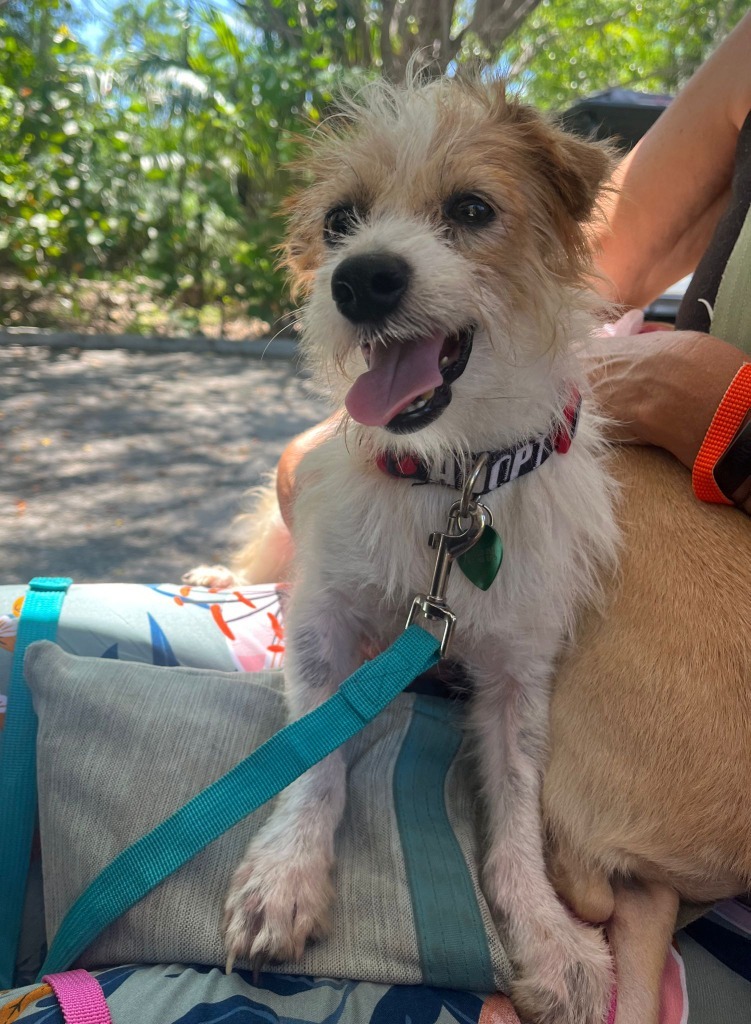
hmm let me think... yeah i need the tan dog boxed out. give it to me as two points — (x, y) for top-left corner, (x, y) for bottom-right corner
(187, 73), (751, 1024)
(193, 442), (751, 1024)
(545, 445), (751, 1024)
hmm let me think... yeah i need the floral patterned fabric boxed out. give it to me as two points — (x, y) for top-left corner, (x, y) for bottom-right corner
(0, 964), (516, 1024)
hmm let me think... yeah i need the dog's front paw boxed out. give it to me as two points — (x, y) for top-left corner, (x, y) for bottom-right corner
(509, 920), (613, 1024)
(182, 564), (244, 590)
(223, 843), (335, 970)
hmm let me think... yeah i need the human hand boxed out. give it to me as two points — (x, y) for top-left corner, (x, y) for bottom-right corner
(580, 312), (747, 470)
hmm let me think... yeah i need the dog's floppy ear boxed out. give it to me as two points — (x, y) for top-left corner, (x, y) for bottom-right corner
(542, 128), (613, 222)
(508, 104), (613, 223)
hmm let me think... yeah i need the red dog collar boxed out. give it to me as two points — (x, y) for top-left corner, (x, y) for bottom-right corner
(376, 390), (581, 496)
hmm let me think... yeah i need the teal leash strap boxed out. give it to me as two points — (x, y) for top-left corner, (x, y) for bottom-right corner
(394, 696), (498, 992)
(0, 577), (72, 989)
(38, 624), (440, 979)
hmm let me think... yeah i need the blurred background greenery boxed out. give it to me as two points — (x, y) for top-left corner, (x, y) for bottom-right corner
(0, 0), (747, 335)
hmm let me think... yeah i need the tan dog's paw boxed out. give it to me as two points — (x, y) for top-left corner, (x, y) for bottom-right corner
(509, 920), (613, 1024)
(182, 564), (244, 590)
(223, 845), (335, 970)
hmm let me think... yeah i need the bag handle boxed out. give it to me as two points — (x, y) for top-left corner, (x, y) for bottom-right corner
(43, 970), (113, 1024)
(38, 624), (440, 978)
(0, 578), (73, 989)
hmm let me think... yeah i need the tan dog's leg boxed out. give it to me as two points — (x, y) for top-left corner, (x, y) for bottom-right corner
(608, 881), (679, 1024)
(231, 481), (294, 583)
(547, 835), (615, 925)
(184, 476), (294, 588)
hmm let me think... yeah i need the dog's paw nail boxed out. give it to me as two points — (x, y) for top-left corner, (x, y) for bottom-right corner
(223, 847), (335, 967)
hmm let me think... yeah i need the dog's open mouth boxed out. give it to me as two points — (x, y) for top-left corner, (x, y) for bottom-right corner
(344, 326), (474, 434)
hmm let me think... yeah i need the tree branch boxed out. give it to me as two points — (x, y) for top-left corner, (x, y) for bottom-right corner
(465, 0), (544, 51)
(354, 0), (371, 66)
(380, 0), (399, 78)
(234, 0), (302, 49)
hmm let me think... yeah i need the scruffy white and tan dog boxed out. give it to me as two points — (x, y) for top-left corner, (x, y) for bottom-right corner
(188, 71), (751, 1024)
(211, 74), (621, 1024)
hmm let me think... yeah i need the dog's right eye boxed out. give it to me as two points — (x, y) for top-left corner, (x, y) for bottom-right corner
(324, 205), (358, 244)
(444, 193), (496, 228)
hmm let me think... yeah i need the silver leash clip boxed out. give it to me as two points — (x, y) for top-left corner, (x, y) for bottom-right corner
(405, 455), (491, 657)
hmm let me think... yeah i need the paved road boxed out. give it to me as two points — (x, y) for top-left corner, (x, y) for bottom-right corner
(1, 345), (328, 584)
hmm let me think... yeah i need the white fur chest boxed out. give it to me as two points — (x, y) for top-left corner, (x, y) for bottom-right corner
(292, 417), (619, 664)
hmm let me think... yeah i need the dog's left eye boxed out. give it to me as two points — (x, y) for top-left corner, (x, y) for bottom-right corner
(324, 205), (358, 244)
(445, 194), (495, 228)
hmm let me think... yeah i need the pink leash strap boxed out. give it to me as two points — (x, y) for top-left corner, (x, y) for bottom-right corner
(606, 985), (617, 1024)
(43, 970), (113, 1024)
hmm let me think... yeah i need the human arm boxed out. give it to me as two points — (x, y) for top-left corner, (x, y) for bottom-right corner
(594, 11), (751, 307)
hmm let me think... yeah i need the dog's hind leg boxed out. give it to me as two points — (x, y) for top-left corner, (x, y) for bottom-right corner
(467, 653), (613, 1024)
(546, 833), (615, 925)
(184, 475), (294, 589)
(607, 881), (679, 1024)
(230, 476), (295, 584)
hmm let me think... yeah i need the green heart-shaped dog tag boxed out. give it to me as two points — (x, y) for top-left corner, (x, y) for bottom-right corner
(457, 526), (503, 590)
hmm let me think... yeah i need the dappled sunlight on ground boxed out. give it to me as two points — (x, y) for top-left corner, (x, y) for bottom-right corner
(1, 346), (327, 583)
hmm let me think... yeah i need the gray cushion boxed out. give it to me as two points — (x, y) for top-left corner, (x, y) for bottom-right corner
(27, 641), (283, 971)
(25, 641), (512, 991)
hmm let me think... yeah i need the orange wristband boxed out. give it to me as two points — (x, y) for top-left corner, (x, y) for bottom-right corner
(692, 363), (751, 504)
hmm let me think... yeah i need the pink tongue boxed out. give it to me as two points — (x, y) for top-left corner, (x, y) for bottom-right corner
(345, 331), (445, 426)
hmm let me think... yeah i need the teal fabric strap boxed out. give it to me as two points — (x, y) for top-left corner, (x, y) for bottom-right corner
(394, 696), (498, 992)
(38, 624), (441, 978)
(0, 577), (72, 989)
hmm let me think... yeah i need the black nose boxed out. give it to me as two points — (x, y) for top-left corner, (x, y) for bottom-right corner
(331, 253), (410, 324)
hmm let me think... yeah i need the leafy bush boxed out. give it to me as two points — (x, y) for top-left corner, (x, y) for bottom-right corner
(0, 0), (348, 323)
(0, 0), (746, 328)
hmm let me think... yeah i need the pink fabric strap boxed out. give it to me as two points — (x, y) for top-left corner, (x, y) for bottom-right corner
(606, 985), (617, 1024)
(43, 970), (113, 1024)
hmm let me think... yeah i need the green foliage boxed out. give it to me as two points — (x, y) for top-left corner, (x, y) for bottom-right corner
(0, 0), (348, 322)
(0, 2), (103, 276)
(0, 0), (747, 326)
(507, 0), (748, 109)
